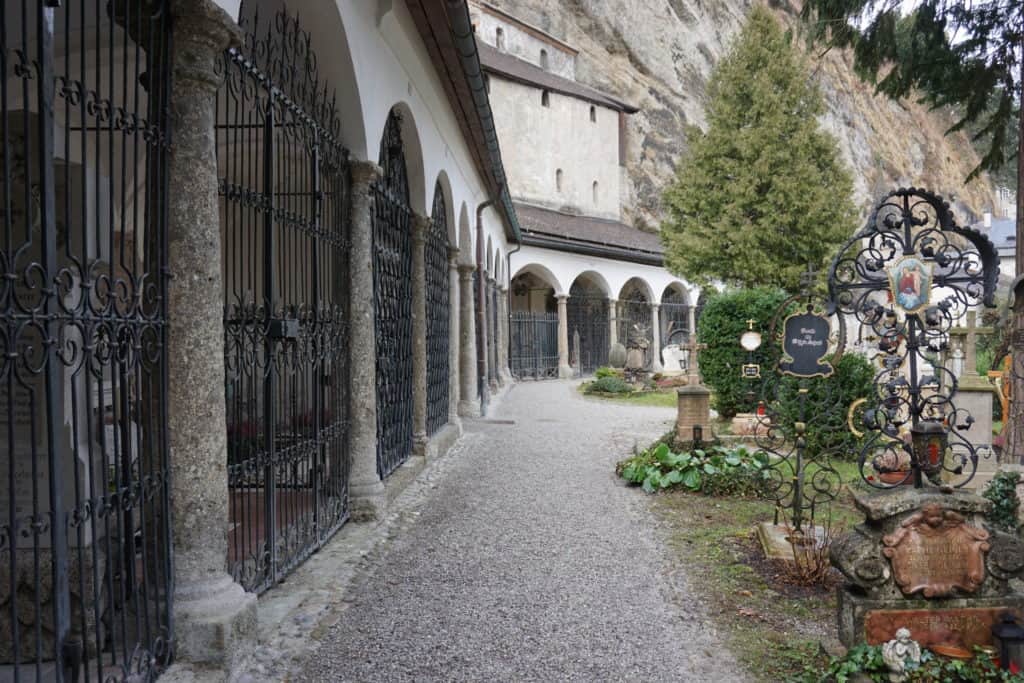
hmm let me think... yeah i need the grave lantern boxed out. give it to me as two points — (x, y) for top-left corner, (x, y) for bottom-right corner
(992, 613), (1024, 672)
(740, 319), (762, 380)
(910, 420), (947, 476)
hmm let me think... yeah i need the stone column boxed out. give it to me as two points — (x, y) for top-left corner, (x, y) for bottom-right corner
(163, 0), (256, 672)
(488, 277), (499, 391)
(608, 297), (618, 347)
(411, 214), (429, 457)
(557, 294), (572, 378)
(347, 161), (386, 520)
(458, 263), (480, 416)
(688, 304), (697, 339)
(651, 303), (664, 372)
(499, 286), (513, 383)
(448, 247), (462, 429)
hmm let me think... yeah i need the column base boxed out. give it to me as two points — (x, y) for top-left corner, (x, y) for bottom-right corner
(413, 430), (430, 459)
(172, 574), (257, 672)
(447, 414), (464, 436)
(458, 399), (480, 418)
(559, 364), (574, 379)
(349, 478), (386, 522)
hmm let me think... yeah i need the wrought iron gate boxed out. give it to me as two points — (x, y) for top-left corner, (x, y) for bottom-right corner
(373, 111), (414, 477)
(509, 312), (560, 379)
(567, 285), (609, 375)
(425, 184), (450, 436)
(488, 282), (499, 384)
(661, 294), (690, 347)
(218, 9), (351, 594)
(618, 297), (653, 367)
(1, 2), (174, 679)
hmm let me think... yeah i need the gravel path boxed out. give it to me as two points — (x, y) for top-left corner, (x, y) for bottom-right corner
(297, 381), (742, 682)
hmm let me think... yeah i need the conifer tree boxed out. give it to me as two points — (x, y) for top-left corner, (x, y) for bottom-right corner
(661, 6), (858, 293)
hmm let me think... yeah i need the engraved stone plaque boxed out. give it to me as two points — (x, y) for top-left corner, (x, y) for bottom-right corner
(866, 608), (1020, 651)
(882, 503), (990, 597)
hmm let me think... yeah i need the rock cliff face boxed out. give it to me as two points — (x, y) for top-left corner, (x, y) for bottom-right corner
(485, 0), (996, 230)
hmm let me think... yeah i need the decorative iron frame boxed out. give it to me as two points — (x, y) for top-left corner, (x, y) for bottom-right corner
(372, 110), (414, 478)
(567, 283), (609, 375)
(425, 183), (450, 436)
(218, 7), (351, 594)
(827, 187), (999, 489)
(660, 290), (690, 352)
(509, 311), (559, 379)
(1, 2), (174, 679)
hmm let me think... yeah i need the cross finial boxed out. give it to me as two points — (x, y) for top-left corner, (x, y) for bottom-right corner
(799, 265), (819, 297)
(685, 333), (708, 385)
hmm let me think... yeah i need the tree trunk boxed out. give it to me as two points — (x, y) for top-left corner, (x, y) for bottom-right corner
(1005, 89), (1024, 464)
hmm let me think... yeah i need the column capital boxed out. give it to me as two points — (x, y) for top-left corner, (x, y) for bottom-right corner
(411, 213), (431, 244)
(350, 159), (383, 192)
(651, 302), (661, 311)
(170, 0), (243, 90)
(608, 297), (618, 304)
(457, 262), (477, 278)
(556, 293), (569, 303)
(448, 245), (460, 263)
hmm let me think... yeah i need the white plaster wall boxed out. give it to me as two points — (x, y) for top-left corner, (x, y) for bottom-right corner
(509, 244), (697, 305)
(490, 77), (621, 220)
(471, 9), (575, 79)
(231, 0), (516, 261)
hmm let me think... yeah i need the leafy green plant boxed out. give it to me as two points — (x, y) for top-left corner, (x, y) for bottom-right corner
(790, 645), (1024, 683)
(617, 443), (772, 496)
(584, 376), (632, 395)
(983, 470), (1021, 533)
(594, 366), (622, 379)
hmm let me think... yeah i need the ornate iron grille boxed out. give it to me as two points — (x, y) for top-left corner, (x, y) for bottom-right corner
(567, 285), (609, 375)
(1, 2), (174, 680)
(618, 297), (653, 367)
(509, 312), (560, 379)
(660, 293), (690, 347)
(488, 282), (499, 384)
(372, 111), (414, 478)
(425, 184), (450, 436)
(218, 8), (351, 595)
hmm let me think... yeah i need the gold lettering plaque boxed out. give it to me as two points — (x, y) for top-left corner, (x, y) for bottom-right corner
(882, 503), (990, 597)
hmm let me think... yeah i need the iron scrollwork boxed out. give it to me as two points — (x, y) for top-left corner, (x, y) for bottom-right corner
(827, 187), (999, 489)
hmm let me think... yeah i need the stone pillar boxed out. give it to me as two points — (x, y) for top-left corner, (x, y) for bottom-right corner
(676, 384), (712, 445)
(458, 263), (480, 416)
(163, 0), (256, 672)
(952, 310), (998, 491)
(448, 247), (462, 429)
(411, 214), (429, 457)
(651, 303), (664, 372)
(499, 286), (513, 383)
(557, 294), (573, 378)
(688, 302), (697, 337)
(347, 161), (386, 520)
(608, 297), (618, 347)
(488, 277), (499, 391)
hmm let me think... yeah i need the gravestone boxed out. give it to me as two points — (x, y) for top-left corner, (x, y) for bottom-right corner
(676, 334), (710, 444)
(661, 344), (686, 376)
(948, 311), (997, 491)
(831, 488), (1024, 653)
(624, 324), (649, 383)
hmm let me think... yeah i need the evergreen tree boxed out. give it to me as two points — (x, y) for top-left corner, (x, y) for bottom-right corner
(661, 6), (858, 294)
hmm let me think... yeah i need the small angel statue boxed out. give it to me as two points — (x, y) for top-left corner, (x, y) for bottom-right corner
(882, 628), (921, 682)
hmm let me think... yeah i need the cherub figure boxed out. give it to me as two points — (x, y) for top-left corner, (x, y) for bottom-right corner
(882, 628), (921, 682)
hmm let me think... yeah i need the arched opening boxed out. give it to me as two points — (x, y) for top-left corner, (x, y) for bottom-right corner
(592, 180), (599, 205)
(495, 26), (505, 50)
(541, 90), (550, 107)
(540, 48), (549, 70)
(510, 266), (559, 379)
(589, 105), (597, 122)
(556, 168), (563, 192)
(660, 284), (692, 347)
(568, 273), (611, 375)
(618, 278), (655, 368)
(373, 108), (415, 478)
(426, 180), (452, 436)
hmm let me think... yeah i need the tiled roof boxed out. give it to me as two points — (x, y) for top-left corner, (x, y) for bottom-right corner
(514, 202), (663, 255)
(478, 43), (638, 113)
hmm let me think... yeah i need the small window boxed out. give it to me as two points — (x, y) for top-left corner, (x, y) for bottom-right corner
(589, 105), (596, 122)
(541, 90), (550, 107)
(592, 181), (599, 204)
(540, 48), (549, 70)
(495, 27), (504, 50)
(556, 169), (563, 192)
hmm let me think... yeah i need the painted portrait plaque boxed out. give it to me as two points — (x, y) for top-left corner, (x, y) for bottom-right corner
(779, 312), (833, 378)
(887, 256), (933, 315)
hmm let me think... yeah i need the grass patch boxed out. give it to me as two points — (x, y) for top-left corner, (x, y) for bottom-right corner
(647, 462), (863, 682)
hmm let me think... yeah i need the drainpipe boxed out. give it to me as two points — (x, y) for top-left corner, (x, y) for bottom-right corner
(477, 194), (498, 414)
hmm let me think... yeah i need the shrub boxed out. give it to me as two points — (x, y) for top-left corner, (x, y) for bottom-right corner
(594, 366), (621, 379)
(616, 443), (772, 496)
(585, 376), (632, 394)
(696, 287), (790, 418)
(983, 470), (1021, 533)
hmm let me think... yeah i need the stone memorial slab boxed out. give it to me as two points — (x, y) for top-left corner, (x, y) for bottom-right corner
(865, 607), (1020, 652)
(881, 503), (989, 597)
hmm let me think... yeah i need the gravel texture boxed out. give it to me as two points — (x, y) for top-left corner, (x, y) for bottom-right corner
(297, 381), (743, 682)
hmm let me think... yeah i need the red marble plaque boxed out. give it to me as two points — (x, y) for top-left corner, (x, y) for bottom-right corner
(882, 503), (990, 597)
(865, 608), (1021, 651)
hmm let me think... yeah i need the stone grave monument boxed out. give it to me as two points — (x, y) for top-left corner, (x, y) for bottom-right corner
(624, 324), (650, 383)
(675, 334), (710, 445)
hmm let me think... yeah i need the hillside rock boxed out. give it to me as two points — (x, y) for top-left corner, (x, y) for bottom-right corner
(485, 0), (996, 230)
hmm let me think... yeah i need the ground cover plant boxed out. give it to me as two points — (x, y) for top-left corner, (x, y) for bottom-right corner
(617, 443), (772, 496)
(791, 643), (1024, 682)
(983, 470), (1022, 533)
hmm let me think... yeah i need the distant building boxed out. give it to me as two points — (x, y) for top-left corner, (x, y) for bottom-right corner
(471, 1), (699, 379)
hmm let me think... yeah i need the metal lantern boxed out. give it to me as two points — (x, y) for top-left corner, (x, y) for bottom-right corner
(740, 319), (763, 352)
(992, 613), (1024, 671)
(910, 420), (948, 476)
